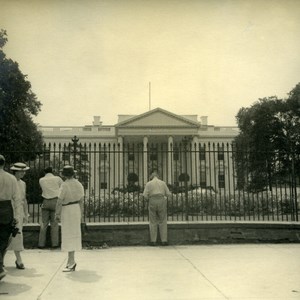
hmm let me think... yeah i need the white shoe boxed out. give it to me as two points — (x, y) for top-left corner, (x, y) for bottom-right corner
(62, 263), (76, 272)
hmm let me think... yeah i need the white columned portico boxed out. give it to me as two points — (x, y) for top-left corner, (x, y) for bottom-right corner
(117, 136), (124, 186)
(167, 136), (173, 185)
(143, 136), (148, 185)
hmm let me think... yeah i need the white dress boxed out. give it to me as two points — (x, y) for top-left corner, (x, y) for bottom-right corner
(8, 179), (27, 251)
(58, 179), (84, 252)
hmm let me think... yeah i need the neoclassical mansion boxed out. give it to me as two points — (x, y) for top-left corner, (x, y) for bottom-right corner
(40, 108), (239, 193)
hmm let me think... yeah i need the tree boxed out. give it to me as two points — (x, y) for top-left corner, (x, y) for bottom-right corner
(234, 84), (300, 191)
(0, 29), (43, 164)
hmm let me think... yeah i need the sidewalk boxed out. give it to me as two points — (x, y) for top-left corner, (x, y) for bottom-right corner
(0, 244), (300, 300)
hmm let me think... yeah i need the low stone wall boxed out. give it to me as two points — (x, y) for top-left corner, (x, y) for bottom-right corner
(23, 221), (300, 248)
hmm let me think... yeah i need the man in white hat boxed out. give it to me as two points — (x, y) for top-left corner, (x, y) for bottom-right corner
(0, 155), (22, 281)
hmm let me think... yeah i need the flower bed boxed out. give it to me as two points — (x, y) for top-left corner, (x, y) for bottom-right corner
(83, 189), (299, 220)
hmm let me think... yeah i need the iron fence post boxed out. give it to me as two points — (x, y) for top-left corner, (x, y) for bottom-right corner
(183, 136), (189, 221)
(71, 135), (79, 170)
(291, 153), (298, 221)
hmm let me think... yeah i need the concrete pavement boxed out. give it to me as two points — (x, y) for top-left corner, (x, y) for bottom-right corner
(0, 244), (300, 300)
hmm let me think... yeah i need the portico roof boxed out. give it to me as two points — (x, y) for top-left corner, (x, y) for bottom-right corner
(116, 107), (200, 128)
(115, 107), (200, 137)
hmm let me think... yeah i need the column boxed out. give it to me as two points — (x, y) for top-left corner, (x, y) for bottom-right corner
(191, 136), (199, 185)
(117, 136), (124, 187)
(167, 136), (173, 185)
(143, 136), (148, 185)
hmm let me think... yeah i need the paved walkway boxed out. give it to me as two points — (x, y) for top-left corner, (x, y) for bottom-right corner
(0, 244), (300, 300)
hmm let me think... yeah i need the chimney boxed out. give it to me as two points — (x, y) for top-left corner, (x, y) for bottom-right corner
(200, 116), (208, 126)
(93, 116), (101, 126)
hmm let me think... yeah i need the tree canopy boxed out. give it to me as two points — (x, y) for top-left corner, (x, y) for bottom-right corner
(234, 83), (300, 191)
(0, 29), (43, 164)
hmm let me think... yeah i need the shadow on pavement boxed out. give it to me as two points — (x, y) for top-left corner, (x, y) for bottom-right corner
(4, 267), (43, 278)
(65, 270), (101, 283)
(0, 281), (31, 296)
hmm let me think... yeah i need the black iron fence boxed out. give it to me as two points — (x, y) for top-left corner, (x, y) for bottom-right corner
(3, 141), (299, 223)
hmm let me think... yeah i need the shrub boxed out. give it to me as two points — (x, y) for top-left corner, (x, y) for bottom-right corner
(82, 188), (299, 219)
(84, 192), (147, 218)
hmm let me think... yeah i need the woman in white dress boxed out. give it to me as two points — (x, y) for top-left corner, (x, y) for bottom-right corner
(7, 162), (30, 269)
(55, 165), (84, 272)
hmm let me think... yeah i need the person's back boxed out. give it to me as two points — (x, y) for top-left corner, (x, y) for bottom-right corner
(39, 172), (63, 199)
(38, 167), (62, 249)
(143, 171), (171, 246)
(143, 176), (171, 199)
(60, 178), (84, 204)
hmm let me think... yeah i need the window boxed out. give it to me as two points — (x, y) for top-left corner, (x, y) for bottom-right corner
(218, 174), (225, 188)
(218, 158), (225, 188)
(217, 145), (224, 160)
(80, 153), (88, 161)
(200, 162), (206, 186)
(62, 151), (70, 161)
(100, 182), (107, 189)
(100, 172), (107, 190)
(199, 146), (206, 160)
(173, 151), (179, 161)
(100, 153), (107, 160)
(43, 150), (51, 160)
(149, 146), (158, 161)
(219, 160), (224, 169)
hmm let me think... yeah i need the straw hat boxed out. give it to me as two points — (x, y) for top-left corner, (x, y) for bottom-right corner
(61, 165), (75, 177)
(10, 162), (30, 171)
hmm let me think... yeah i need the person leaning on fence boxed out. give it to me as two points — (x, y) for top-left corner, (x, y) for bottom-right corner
(55, 165), (84, 272)
(143, 170), (171, 246)
(6, 162), (30, 270)
(38, 167), (63, 249)
(0, 155), (22, 281)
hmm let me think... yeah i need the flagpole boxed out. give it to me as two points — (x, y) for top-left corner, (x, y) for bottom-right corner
(149, 81), (151, 111)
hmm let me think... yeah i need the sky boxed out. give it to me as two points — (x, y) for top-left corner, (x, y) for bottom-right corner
(1, 0), (300, 127)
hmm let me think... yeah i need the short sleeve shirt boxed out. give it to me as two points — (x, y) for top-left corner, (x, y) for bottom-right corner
(39, 173), (63, 198)
(58, 178), (84, 205)
(143, 177), (171, 199)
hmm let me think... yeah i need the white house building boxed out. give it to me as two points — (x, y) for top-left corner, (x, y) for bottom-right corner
(39, 108), (239, 193)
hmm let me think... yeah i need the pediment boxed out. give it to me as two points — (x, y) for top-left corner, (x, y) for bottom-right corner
(116, 108), (200, 128)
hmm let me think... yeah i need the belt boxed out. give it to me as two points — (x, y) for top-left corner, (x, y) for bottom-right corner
(62, 201), (80, 206)
(43, 197), (58, 200)
(149, 194), (164, 199)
